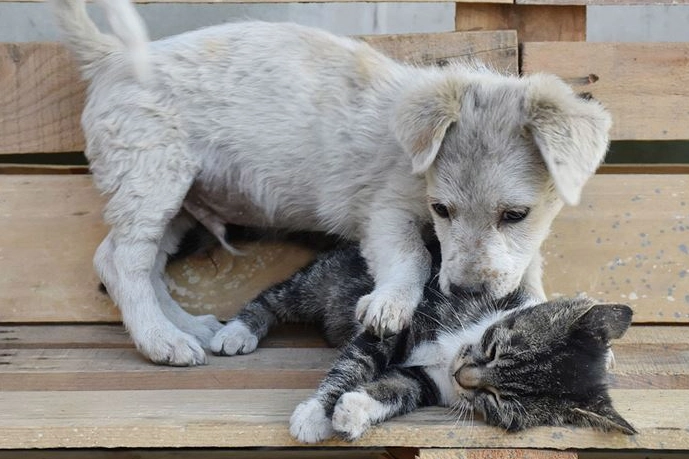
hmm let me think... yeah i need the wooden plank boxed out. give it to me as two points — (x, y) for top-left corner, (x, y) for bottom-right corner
(0, 451), (391, 459)
(0, 348), (336, 390)
(518, 0), (689, 4)
(417, 451), (577, 459)
(455, 4), (586, 42)
(0, 32), (516, 156)
(0, 389), (684, 449)
(362, 30), (518, 75)
(1, 325), (687, 390)
(598, 164), (689, 175)
(0, 175), (317, 322)
(2, 0), (485, 2)
(0, 324), (326, 349)
(542, 175), (689, 323)
(2, 174), (687, 324)
(0, 43), (86, 155)
(0, 164), (89, 174)
(4, 323), (687, 346)
(522, 42), (689, 141)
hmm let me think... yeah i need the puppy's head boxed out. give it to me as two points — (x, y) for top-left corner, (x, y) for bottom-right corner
(393, 68), (611, 298)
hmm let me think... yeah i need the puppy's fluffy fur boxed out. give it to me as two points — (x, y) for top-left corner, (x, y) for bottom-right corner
(51, 0), (612, 365)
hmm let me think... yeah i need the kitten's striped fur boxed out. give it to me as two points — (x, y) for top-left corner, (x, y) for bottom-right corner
(214, 243), (636, 443)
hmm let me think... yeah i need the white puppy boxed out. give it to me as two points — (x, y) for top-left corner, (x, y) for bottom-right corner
(51, 0), (611, 365)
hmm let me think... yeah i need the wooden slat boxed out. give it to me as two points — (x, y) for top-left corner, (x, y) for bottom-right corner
(0, 164), (89, 174)
(455, 4), (586, 42)
(0, 389), (685, 449)
(522, 42), (689, 141)
(0, 324), (326, 349)
(0, 325), (687, 390)
(542, 175), (689, 323)
(417, 451), (578, 459)
(517, 0), (689, 4)
(0, 451), (391, 459)
(362, 30), (517, 75)
(598, 164), (689, 175)
(0, 31), (516, 156)
(1, 174), (686, 324)
(0, 43), (86, 155)
(0, 175), (317, 322)
(0, 348), (337, 390)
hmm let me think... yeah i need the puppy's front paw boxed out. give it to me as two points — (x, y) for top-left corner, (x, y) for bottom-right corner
(290, 398), (334, 443)
(210, 320), (259, 356)
(332, 391), (382, 441)
(355, 288), (419, 337)
(140, 326), (207, 366)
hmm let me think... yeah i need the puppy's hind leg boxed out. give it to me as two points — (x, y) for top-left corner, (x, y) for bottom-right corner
(94, 126), (205, 366)
(153, 212), (223, 348)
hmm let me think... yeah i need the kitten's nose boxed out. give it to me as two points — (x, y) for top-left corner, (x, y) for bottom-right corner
(455, 365), (483, 389)
(450, 282), (487, 297)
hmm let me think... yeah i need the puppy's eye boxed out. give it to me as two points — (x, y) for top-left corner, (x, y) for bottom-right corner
(431, 203), (450, 219)
(501, 208), (530, 224)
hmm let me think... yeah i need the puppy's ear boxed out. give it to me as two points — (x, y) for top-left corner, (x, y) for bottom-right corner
(526, 74), (612, 205)
(392, 78), (465, 174)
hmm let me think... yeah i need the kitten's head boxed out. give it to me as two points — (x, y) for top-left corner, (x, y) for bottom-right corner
(451, 297), (635, 434)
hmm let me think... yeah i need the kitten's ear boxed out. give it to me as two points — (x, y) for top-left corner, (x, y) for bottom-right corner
(392, 77), (465, 174)
(525, 74), (612, 205)
(576, 303), (634, 340)
(569, 402), (637, 435)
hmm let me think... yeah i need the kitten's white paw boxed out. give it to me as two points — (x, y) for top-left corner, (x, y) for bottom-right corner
(210, 320), (259, 356)
(332, 391), (385, 441)
(290, 398), (334, 443)
(355, 288), (418, 337)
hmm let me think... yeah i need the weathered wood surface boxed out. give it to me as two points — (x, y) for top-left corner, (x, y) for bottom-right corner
(1, 174), (686, 324)
(0, 389), (684, 449)
(417, 451), (578, 459)
(0, 43), (86, 155)
(0, 31), (517, 155)
(522, 42), (689, 141)
(0, 324), (687, 390)
(455, 4), (586, 41)
(517, 0), (689, 4)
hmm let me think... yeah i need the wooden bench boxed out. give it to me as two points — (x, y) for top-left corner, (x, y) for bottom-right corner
(1, 1), (688, 457)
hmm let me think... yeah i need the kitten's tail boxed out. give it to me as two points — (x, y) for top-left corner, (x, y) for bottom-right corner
(50, 0), (150, 81)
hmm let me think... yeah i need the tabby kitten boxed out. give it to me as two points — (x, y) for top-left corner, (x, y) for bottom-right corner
(213, 243), (636, 443)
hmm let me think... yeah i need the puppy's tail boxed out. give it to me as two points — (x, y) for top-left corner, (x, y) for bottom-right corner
(50, 0), (150, 81)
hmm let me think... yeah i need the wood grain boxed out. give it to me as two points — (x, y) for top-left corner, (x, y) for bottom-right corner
(0, 389), (684, 449)
(517, 0), (689, 4)
(417, 451), (578, 459)
(455, 4), (586, 42)
(522, 42), (689, 141)
(0, 324), (326, 349)
(542, 175), (689, 323)
(0, 347), (337, 390)
(362, 30), (517, 75)
(0, 32), (517, 156)
(0, 43), (86, 155)
(1, 174), (687, 324)
(1, 324), (687, 390)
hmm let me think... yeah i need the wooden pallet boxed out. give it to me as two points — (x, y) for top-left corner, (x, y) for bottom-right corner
(1, 1), (688, 457)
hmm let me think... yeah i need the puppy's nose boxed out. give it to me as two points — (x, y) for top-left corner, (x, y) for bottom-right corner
(450, 282), (487, 297)
(455, 365), (483, 389)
